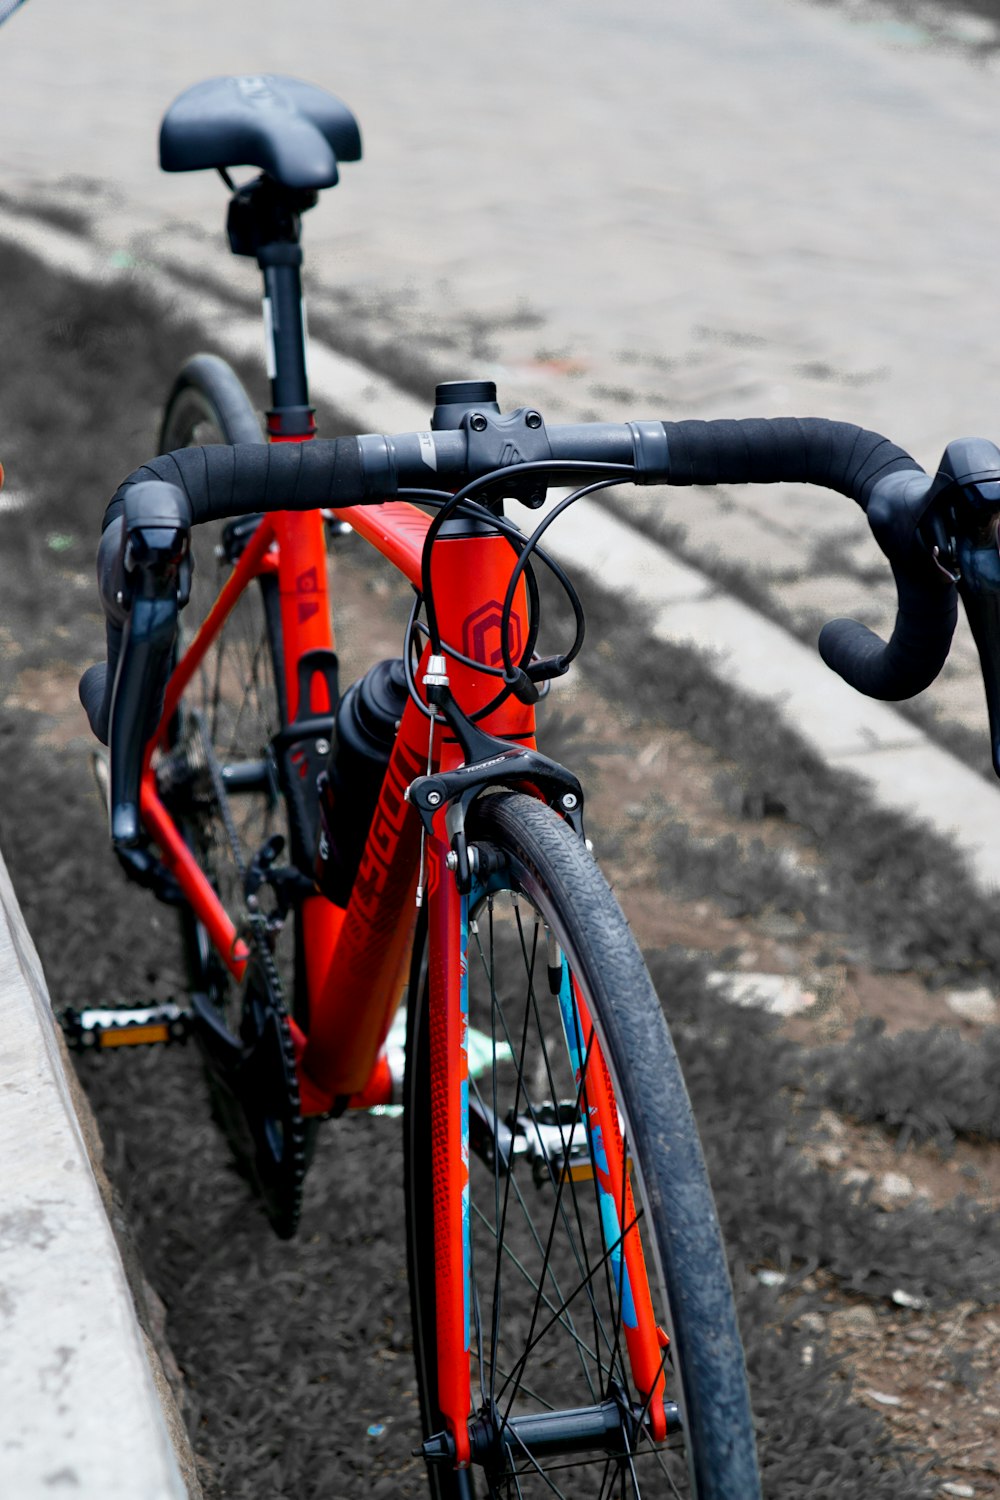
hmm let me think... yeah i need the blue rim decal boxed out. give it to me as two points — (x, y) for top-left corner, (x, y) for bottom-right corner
(555, 953), (637, 1330)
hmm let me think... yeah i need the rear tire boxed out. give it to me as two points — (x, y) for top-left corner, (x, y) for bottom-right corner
(158, 352), (265, 451)
(158, 356), (309, 1236)
(404, 792), (760, 1499)
(158, 354), (287, 1020)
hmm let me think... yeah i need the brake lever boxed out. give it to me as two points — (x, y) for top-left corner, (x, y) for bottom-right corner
(108, 482), (192, 847)
(924, 439), (1000, 777)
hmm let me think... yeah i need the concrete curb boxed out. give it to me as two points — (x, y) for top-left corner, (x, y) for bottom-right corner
(5, 203), (1000, 890)
(0, 846), (194, 1499)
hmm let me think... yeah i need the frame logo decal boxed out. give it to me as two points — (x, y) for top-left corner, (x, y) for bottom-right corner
(462, 599), (522, 670)
(296, 565), (320, 624)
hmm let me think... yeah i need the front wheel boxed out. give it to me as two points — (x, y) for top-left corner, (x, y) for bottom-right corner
(404, 792), (760, 1499)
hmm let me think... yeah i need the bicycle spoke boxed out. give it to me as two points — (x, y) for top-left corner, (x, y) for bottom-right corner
(483, 914), (609, 1374)
(520, 942), (627, 1391)
(500, 980), (638, 1428)
(468, 1346), (557, 1414)
(471, 1224), (488, 1408)
(488, 901), (537, 1410)
(417, 792), (762, 1496)
(469, 999), (612, 1395)
(563, 986), (635, 1409)
(497, 1202), (644, 1417)
(467, 892), (668, 1492)
(497, 909), (621, 1380)
(505, 1426), (572, 1500)
(471, 1200), (601, 1369)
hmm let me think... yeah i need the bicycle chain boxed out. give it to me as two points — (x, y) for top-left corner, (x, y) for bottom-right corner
(191, 710), (308, 1239)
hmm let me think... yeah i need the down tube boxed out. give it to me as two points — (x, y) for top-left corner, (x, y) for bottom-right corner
(299, 693), (429, 1100)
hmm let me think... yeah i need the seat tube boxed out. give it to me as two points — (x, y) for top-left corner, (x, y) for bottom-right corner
(276, 503), (341, 1027)
(262, 251), (340, 1020)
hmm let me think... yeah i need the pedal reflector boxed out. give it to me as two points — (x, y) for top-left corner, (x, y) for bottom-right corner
(99, 1022), (172, 1048)
(60, 1003), (188, 1050)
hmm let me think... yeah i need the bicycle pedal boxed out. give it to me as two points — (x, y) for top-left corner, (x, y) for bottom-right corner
(60, 1003), (189, 1051)
(469, 1096), (633, 1184)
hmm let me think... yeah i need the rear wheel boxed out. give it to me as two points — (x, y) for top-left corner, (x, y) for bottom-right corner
(158, 356), (308, 1238)
(404, 793), (760, 1499)
(158, 352), (265, 453)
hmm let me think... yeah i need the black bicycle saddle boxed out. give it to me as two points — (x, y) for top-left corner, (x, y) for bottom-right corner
(159, 75), (362, 191)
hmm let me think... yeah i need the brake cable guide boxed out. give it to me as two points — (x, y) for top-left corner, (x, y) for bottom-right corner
(406, 460), (636, 724)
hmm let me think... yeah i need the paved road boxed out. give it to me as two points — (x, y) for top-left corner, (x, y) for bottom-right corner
(3, 0), (1000, 741)
(3, 1), (999, 433)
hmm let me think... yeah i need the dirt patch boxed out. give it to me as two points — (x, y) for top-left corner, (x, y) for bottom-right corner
(822, 1300), (1000, 1493)
(804, 1108), (1000, 1212)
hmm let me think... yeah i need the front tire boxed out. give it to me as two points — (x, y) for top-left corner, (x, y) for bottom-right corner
(404, 792), (760, 1499)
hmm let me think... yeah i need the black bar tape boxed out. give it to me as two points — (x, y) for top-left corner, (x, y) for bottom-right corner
(658, 418), (919, 510)
(819, 560), (957, 701)
(654, 417), (959, 701)
(81, 417), (951, 734)
(101, 437), (366, 532)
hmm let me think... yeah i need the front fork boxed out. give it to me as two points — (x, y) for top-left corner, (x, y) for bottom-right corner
(555, 959), (668, 1443)
(428, 831), (474, 1467)
(426, 829), (668, 1471)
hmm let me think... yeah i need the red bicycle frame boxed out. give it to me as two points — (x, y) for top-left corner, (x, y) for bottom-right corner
(137, 497), (667, 1461)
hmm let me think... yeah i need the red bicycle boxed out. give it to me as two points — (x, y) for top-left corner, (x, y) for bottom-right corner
(80, 73), (1000, 1499)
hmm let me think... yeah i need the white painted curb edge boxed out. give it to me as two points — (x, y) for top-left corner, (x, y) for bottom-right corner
(0, 846), (189, 1500)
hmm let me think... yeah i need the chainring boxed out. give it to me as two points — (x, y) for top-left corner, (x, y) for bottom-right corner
(192, 947), (307, 1240)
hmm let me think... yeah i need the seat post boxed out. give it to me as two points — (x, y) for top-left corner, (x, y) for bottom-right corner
(258, 242), (314, 440)
(226, 175), (318, 440)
